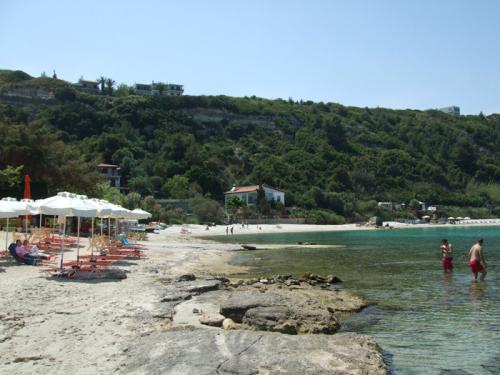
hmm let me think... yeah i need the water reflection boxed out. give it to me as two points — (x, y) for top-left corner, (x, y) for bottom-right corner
(469, 281), (486, 303)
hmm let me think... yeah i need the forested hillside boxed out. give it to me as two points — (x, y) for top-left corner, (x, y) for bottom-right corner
(1, 70), (500, 223)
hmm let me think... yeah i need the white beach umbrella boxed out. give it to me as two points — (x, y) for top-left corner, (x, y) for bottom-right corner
(131, 208), (152, 220)
(464, 217), (471, 220)
(1, 197), (36, 250)
(20, 198), (37, 233)
(456, 216), (463, 220)
(1, 198), (22, 251)
(447, 217), (455, 220)
(77, 196), (114, 255)
(97, 200), (128, 241)
(38, 192), (98, 267)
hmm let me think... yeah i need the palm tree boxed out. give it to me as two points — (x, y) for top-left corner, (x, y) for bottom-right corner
(154, 82), (167, 96)
(105, 78), (115, 95)
(97, 76), (106, 93)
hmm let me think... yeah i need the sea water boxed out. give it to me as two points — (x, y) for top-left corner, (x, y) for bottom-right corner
(213, 226), (500, 374)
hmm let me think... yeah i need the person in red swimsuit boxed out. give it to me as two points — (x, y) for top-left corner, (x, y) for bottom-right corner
(469, 239), (487, 281)
(440, 239), (453, 272)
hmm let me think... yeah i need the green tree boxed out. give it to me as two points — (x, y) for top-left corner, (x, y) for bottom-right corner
(162, 175), (193, 198)
(190, 196), (225, 223)
(122, 192), (142, 209)
(154, 82), (167, 96)
(105, 78), (115, 95)
(115, 84), (130, 97)
(255, 186), (270, 215)
(226, 195), (246, 222)
(128, 176), (153, 196)
(97, 76), (106, 93)
(0, 165), (23, 189)
(95, 182), (123, 204)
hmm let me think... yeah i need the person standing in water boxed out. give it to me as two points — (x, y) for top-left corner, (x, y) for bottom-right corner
(440, 239), (453, 272)
(469, 239), (487, 281)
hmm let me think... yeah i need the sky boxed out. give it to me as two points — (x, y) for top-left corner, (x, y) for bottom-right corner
(1, 0), (499, 115)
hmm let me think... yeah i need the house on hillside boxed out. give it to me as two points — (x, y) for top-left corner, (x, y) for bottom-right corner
(73, 79), (100, 95)
(97, 163), (126, 192)
(134, 81), (184, 96)
(438, 106), (460, 117)
(224, 184), (285, 206)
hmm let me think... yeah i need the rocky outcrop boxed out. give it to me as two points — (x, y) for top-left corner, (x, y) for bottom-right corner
(124, 326), (390, 374)
(161, 273), (367, 334)
(219, 289), (341, 334)
(147, 273), (388, 373)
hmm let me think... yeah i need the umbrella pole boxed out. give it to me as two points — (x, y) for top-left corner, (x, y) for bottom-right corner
(59, 217), (66, 269)
(115, 218), (118, 238)
(39, 213), (42, 229)
(25, 214), (28, 235)
(5, 218), (9, 251)
(77, 217), (80, 263)
(52, 216), (56, 239)
(100, 218), (103, 237)
(91, 218), (95, 256)
(108, 218), (111, 244)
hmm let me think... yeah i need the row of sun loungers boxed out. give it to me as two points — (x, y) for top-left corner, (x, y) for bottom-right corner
(5, 231), (147, 279)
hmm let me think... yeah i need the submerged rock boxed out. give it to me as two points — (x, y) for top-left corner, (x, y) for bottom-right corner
(482, 352), (500, 374)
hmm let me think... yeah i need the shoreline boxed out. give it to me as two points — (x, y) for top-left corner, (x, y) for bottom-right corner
(167, 221), (500, 239)
(0, 229), (391, 374)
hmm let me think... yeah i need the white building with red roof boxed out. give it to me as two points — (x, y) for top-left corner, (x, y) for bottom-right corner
(224, 184), (285, 206)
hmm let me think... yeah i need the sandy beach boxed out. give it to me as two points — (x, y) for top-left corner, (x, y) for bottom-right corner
(174, 220), (500, 238)
(0, 230), (240, 374)
(1, 221), (497, 374)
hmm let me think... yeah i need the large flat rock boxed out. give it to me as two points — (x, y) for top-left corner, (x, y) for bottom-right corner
(124, 326), (389, 374)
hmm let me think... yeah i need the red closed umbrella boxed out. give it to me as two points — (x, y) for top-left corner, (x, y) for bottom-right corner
(23, 174), (32, 228)
(23, 175), (31, 200)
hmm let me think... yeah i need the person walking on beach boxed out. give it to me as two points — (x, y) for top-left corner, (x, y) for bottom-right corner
(469, 239), (487, 281)
(440, 239), (453, 272)
(225, 226), (229, 235)
(230, 226), (234, 235)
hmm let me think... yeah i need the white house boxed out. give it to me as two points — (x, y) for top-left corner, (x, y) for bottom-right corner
(97, 163), (126, 192)
(224, 184), (285, 206)
(134, 81), (184, 96)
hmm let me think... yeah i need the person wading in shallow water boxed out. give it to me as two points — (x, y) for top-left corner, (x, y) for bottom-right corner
(440, 239), (453, 272)
(469, 238), (487, 281)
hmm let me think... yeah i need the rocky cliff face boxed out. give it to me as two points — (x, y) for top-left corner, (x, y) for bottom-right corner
(183, 107), (304, 131)
(0, 84), (54, 100)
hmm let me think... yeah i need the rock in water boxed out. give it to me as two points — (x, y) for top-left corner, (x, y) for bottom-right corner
(327, 275), (343, 284)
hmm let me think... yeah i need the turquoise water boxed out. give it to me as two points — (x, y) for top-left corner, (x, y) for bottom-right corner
(213, 226), (500, 374)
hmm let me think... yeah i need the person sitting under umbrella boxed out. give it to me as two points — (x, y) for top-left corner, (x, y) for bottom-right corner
(28, 241), (50, 259)
(15, 240), (45, 262)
